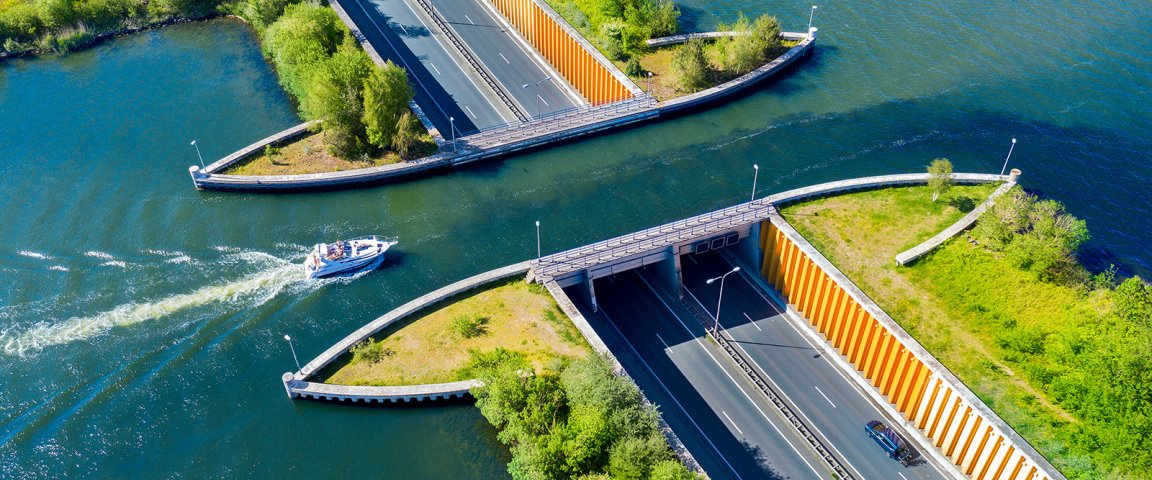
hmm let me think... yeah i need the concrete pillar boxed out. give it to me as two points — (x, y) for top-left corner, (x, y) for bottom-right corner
(188, 166), (206, 190)
(672, 248), (685, 298)
(1008, 168), (1021, 183)
(736, 224), (761, 270)
(586, 270), (598, 312)
(282, 372), (296, 399)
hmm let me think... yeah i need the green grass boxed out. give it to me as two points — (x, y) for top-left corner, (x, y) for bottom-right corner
(318, 278), (591, 386)
(782, 184), (1147, 479)
(223, 130), (437, 175)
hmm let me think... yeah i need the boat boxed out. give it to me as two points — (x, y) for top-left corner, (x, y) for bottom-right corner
(303, 236), (397, 279)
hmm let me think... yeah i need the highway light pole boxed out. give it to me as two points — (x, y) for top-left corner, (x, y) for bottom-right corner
(808, 5), (818, 38)
(999, 137), (1017, 176)
(522, 76), (552, 119)
(751, 164), (759, 201)
(449, 117), (456, 152)
(535, 220), (541, 259)
(190, 140), (205, 169)
(705, 266), (740, 337)
(647, 71), (653, 96)
(284, 334), (301, 372)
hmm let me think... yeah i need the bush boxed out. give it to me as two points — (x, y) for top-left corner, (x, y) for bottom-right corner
(451, 314), (489, 338)
(624, 57), (643, 76)
(362, 60), (413, 150)
(927, 157), (953, 202)
(972, 187), (1088, 281)
(566, 0), (678, 60)
(350, 337), (393, 364)
(670, 38), (711, 92)
(714, 13), (779, 75)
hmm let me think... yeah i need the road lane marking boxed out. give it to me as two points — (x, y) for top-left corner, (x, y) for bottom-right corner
(686, 255), (699, 265)
(465, 14), (475, 25)
(498, 52), (510, 64)
(464, 105), (477, 119)
(814, 386), (836, 408)
(656, 333), (671, 353)
(636, 272), (823, 479)
(898, 472), (909, 480)
(598, 309), (744, 480)
(537, 94), (550, 107)
(722, 411), (744, 435)
(742, 312), (763, 331)
(428, 62), (441, 75)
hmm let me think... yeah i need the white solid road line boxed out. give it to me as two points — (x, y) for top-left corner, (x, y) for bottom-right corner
(428, 62), (441, 75)
(656, 333), (671, 353)
(498, 52), (510, 63)
(722, 411), (744, 435)
(742, 312), (763, 331)
(814, 385), (837, 408)
(599, 309), (744, 480)
(465, 13), (475, 24)
(537, 94), (550, 107)
(637, 273), (824, 479)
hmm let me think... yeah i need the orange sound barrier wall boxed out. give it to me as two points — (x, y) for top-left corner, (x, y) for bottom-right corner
(488, 0), (631, 105)
(759, 219), (1055, 480)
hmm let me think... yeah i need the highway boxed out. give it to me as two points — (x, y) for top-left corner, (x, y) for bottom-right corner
(431, 0), (582, 118)
(680, 250), (949, 480)
(341, 0), (515, 133)
(576, 270), (830, 479)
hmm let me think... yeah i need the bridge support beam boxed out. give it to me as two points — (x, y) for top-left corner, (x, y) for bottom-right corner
(585, 270), (598, 312)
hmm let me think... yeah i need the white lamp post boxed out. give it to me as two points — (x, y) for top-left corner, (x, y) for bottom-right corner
(284, 334), (301, 372)
(751, 164), (760, 202)
(808, 5), (818, 38)
(190, 140), (205, 169)
(705, 266), (741, 337)
(522, 76), (552, 119)
(647, 71), (653, 96)
(449, 117), (456, 152)
(535, 220), (541, 259)
(999, 138), (1017, 176)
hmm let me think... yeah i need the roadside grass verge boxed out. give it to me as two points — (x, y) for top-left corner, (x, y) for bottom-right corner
(318, 278), (590, 386)
(781, 184), (1148, 478)
(222, 131), (436, 175)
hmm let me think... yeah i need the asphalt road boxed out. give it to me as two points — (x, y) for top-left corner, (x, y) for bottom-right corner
(679, 250), (949, 480)
(582, 270), (830, 480)
(431, 0), (582, 118)
(341, 0), (515, 133)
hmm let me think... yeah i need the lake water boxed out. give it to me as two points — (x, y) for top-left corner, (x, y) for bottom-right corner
(1, 0), (1149, 476)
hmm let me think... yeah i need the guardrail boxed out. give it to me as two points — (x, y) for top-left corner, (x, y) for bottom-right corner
(411, 0), (528, 123)
(678, 292), (856, 480)
(461, 95), (655, 148)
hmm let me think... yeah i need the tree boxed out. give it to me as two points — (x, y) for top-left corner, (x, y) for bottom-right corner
(391, 111), (419, 159)
(362, 61), (413, 151)
(607, 434), (673, 479)
(927, 157), (953, 202)
(670, 38), (711, 92)
(303, 33), (373, 158)
(262, 3), (345, 100)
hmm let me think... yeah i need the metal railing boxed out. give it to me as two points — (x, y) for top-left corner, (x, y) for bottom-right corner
(411, 0), (528, 122)
(678, 293), (855, 480)
(459, 95), (656, 149)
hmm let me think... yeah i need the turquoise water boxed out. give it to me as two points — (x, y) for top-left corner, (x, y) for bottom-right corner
(1, 0), (1150, 476)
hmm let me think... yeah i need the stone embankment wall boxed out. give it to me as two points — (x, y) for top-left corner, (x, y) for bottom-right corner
(757, 193), (1063, 480)
(895, 170), (1018, 265)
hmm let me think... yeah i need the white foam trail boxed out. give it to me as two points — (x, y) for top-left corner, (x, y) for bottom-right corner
(48, 266), (69, 271)
(165, 255), (193, 264)
(1, 264), (302, 357)
(18, 251), (50, 260)
(99, 261), (127, 268)
(145, 249), (183, 257)
(84, 251), (114, 260)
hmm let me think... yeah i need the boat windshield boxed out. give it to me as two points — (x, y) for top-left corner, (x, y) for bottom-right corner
(324, 242), (346, 260)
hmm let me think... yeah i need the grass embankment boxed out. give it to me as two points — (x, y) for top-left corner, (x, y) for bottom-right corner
(625, 39), (797, 101)
(223, 130), (436, 175)
(320, 278), (591, 386)
(781, 185), (1152, 479)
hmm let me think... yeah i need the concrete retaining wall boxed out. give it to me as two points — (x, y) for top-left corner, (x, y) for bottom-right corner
(895, 169), (1019, 265)
(284, 261), (531, 402)
(189, 121), (315, 180)
(645, 31), (744, 47)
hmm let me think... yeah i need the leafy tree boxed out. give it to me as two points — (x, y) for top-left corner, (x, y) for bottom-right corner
(228, 0), (294, 30)
(362, 60), (413, 150)
(391, 111), (418, 158)
(262, 2), (344, 100)
(927, 157), (953, 202)
(303, 33), (373, 158)
(607, 433), (673, 479)
(670, 38), (711, 92)
(650, 460), (698, 480)
(1114, 277), (1152, 327)
(715, 14), (779, 75)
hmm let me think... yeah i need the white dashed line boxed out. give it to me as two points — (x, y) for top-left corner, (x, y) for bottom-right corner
(898, 472), (909, 480)
(428, 62), (441, 75)
(537, 94), (550, 107)
(498, 52), (510, 64)
(465, 14), (475, 25)
(743, 312), (763, 331)
(722, 411), (744, 435)
(814, 385), (837, 408)
(656, 333), (671, 353)
(464, 105), (477, 119)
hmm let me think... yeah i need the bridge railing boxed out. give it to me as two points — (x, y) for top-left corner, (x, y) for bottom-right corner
(458, 95), (656, 148)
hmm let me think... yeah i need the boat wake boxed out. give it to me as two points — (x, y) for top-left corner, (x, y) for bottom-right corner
(1, 262), (305, 357)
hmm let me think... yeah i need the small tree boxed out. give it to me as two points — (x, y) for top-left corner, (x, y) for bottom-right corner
(670, 38), (711, 93)
(362, 60), (413, 151)
(391, 111), (418, 159)
(927, 157), (953, 202)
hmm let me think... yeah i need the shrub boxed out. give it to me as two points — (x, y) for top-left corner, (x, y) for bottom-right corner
(927, 157), (953, 202)
(451, 314), (489, 338)
(624, 57), (643, 76)
(350, 337), (393, 364)
(362, 60), (413, 150)
(669, 38), (711, 92)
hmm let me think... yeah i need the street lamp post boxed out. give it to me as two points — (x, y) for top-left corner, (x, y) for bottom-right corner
(535, 220), (541, 259)
(808, 5), (818, 38)
(449, 117), (456, 152)
(751, 164), (760, 202)
(647, 71), (653, 96)
(999, 138), (1017, 176)
(522, 76), (552, 119)
(190, 140), (205, 169)
(705, 266), (741, 337)
(284, 334), (301, 372)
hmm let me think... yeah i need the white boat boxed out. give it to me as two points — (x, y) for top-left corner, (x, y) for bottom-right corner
(303, 236), (397, 279)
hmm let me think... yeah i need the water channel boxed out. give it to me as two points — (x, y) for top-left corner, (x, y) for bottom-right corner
(1, 0), (1149, 476)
